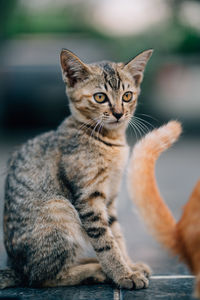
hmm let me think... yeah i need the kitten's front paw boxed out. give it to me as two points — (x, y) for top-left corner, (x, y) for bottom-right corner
(130, 262), (152, 279)
(118, 271), (149, 290)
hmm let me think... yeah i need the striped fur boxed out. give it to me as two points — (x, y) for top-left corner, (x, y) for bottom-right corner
(1, 49), (152, 289)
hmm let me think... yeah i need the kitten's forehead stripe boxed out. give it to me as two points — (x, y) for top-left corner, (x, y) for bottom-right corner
(104, 83), (108, 91)
(100, 62), (121, 91)
(103, 63), (115, 76)
(107, 80), (114, 90)
(116, 72), (121, 90)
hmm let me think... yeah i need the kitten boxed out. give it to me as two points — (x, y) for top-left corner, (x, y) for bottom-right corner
(0, 49), (153, 289)
(128, 120), (200, 298)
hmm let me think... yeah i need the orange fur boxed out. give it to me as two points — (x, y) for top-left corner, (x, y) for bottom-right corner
(128, 121), (200, 298)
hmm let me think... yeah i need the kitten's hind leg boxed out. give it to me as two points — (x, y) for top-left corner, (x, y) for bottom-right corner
(43, 262), (109, 287)
(78, 257), (99, 265)
(13, 196), (90, 287)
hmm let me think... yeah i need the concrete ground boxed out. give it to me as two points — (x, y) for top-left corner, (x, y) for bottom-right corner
(0, 132), (199, 299)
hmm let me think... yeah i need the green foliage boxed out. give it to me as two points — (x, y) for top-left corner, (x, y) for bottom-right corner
(1, 2), (105, 39)
(1, 0), (200, 55)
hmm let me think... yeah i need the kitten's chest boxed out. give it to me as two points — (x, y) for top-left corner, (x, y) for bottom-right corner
(110, 146), (129, 169)
(104, 145), (129, 185)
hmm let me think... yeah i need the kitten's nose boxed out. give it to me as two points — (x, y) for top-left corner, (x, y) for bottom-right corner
(113, 112), (123, 120)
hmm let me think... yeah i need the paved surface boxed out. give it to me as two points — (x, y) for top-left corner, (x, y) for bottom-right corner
(0, 278), (195, 300)
(0, 133), (199, 299)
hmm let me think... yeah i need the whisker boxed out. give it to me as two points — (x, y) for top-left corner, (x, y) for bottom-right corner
(91, 120), (101, 138)
(74, 119), (92, 144)
(90, 118), (104, 153)
(126, 115), (138, 140)
(128, 121), (139, 141)
(132, 117), (150, 134)
(76, 119), (96, 144)
(78, 117), (102, 147)
(136, 113), (158, 122)
(87, 123), (96, 152)
(97, 120), (104, 141)
(76, 119), (95, 134)
(128, 118), (142, 140)
(131, 116), (149, 137)
(130, 120), (145, 138)
(128, 112), (153, 135)
(134, 116), (155, 129)
(133, 119), (150, 136)
(127, 119), (135, 141)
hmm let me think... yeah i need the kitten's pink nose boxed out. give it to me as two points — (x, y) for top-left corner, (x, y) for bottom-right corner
(113, 112), (123, 120)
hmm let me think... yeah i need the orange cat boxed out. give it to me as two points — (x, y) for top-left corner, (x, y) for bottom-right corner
(128, 121), (200, 298)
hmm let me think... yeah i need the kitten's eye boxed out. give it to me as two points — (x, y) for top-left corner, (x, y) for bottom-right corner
(94, 93), (107, 103)
(122, 91), (133, 102)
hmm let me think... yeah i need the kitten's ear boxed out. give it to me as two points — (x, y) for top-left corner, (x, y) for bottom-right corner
(124, 49), (153, 87)
(60, 49), (90, 87)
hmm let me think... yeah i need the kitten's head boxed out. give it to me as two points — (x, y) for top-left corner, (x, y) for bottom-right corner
(60, 49), (153, 130)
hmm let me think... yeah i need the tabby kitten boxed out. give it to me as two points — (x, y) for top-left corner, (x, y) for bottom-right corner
(1, 49), (152, 289)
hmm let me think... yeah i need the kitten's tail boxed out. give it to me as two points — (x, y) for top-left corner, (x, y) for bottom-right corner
(0, 268), (21, 289)
(127, 121), (182, 255)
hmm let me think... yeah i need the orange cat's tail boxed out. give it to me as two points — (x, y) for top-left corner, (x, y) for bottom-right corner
(128, 121), (182, 254)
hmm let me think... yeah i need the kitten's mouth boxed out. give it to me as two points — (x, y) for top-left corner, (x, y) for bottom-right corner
(109, 120), (123, 124)
(107, 120), (125, 128)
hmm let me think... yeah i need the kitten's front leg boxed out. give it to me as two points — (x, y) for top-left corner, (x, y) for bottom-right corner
(107, 199), (151, 278)
(75, 193), (149, 290)
(107, 199), (132, 264)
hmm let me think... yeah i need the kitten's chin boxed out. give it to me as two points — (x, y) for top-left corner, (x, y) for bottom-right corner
(104, 120), (128, 131)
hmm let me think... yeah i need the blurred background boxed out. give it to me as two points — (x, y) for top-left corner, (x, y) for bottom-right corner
(1, 0), (200, 135)
(0, 0), (199, 273)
